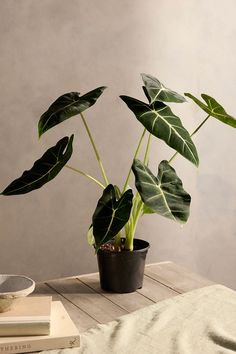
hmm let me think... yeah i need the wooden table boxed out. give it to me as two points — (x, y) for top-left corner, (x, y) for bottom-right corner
(33, 262), (213, 333)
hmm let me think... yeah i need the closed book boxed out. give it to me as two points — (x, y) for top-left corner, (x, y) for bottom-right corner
(0, 296), (51, 336)
(0, 301), (80, 353)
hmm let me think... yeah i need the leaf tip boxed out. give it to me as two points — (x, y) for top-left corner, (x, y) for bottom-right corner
(184, 92), (191, 98)
(178, 219), (188, 225)
(1, 188), (9, 196)
(195, 159), (200, 168)
(100, 86), (107, 92)
(119, 95), (128, 103)
(38, 123), (44, 139)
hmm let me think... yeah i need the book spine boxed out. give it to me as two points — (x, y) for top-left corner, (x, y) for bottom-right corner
(0, 335), (80, 354)
(0, 322), (50, 336)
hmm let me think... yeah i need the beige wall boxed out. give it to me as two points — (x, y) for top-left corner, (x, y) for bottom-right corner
(0, 0), (235, 287)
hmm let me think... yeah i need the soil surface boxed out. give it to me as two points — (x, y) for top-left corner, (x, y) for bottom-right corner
(100, 238), (126, 252)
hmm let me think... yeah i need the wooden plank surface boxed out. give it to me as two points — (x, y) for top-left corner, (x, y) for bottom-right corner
(137, 275), (179, 302)
(33, 282), (98, 332)
(78, 273), (154, 312)
(47, 278), (127, 324)
(145, 262), (214, 293)
(35, 262), (213, 333)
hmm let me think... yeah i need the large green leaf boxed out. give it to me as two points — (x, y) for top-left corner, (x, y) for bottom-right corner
(92, 185), (133, 250)
(120, 95), (199, 166)
(141, 74), (186, 104)
(185, 93), (236, 128)
(132, 159), (191, 223)
(38, 86), (106, 137)
(1, 135), (74, 195)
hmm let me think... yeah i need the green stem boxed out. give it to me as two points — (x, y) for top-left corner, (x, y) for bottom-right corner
(65, 165), (105, 189)
(124, 235), (133, 251)
(168, 151), (178, 164)
(124, 193), (143, 250)
(144, 133), (152, 165)
(122, 128), (146, 193)
(191, 114), (210, 136)
(132, 200), (143, 235)
(114, 232), (122, 249)
(168, 115), (210, 164)
(80, 112), (109, 186)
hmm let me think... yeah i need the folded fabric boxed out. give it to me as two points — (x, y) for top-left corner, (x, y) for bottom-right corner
(42, 284), (236, 354)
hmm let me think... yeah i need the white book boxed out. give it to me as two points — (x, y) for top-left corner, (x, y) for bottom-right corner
(0, 301), (80, 354)
(0, 296), (51, 336)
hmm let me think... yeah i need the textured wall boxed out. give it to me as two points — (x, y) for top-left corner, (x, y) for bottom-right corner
(0, 0), (235, 287)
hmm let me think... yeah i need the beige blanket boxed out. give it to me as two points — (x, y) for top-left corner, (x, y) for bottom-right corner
(42, 285), (236, 354)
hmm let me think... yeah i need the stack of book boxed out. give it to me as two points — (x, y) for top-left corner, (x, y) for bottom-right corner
(0, 296), (80, 354)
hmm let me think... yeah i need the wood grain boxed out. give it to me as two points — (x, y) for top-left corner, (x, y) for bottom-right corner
(78, 272), (154, 312)
(34, 282), (98, 332)
(145, 262), (213, 292)
(34, 262), (214, 332)
(47, 278), (127, 324)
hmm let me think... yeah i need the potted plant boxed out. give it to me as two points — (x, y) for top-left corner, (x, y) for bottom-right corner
(1, 74), (235, 293)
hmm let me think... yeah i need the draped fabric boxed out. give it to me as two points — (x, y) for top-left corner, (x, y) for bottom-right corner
(42, 285), (236, 354)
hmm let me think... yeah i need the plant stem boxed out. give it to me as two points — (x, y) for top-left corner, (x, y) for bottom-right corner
(123, 130), (150, 249)
(65, 165), (105, 189)
(125, 134), (151, 249)
(114, 232), (122, 249)
(80, 112), (109, 186)
(191, 114), (210, 136)
(125, 134), (152, 248)
(168, 115), (210, 164)
(122, 128), (146, 193)
(124, 193), (143, 250)
(132, 200), (144, 236)
(144, 133), (152, 165)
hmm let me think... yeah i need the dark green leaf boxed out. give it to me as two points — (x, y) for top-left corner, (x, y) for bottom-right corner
(185, 93), (236, 128)
(92, 185), (133, 250)
(142, 86), (151, 103)
(120, 95), (199, 166)
(132, 159), (191, 223)
(1, 135), (74, 195)
(38, 86), (106, 137)
(141, 74), (186, 104)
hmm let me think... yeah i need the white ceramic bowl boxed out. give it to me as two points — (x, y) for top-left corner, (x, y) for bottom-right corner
(0, 274), (35, 312)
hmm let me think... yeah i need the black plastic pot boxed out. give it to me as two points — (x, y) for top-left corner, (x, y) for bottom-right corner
(97, 238), (150, 293)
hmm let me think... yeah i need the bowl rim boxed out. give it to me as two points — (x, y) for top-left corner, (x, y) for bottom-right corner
(0, 274), (35, 296)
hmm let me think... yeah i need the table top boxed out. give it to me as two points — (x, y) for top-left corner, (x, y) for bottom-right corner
(33, 261), (213, 333)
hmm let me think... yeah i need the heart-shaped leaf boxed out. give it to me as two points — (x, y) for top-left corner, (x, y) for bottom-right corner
(132, 159), (191, 223)
(1, 135), (74, 195)
(141, 74), (186, 104)
(185, 93), (236, 128)
(120, 95), (199, 166)
(38, 86), (106, 137)
(92, 185), (133, 250)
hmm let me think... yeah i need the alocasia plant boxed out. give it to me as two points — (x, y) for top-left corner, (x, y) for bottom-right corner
(1, 74), (236, 252)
